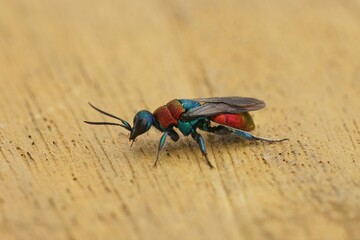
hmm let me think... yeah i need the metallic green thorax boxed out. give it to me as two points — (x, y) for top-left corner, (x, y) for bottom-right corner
(177, 118), (208, 136)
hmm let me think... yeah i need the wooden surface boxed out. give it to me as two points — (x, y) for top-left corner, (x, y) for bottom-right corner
(1, 0), (360, 239)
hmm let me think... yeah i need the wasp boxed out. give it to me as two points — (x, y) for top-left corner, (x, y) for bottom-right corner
(85, 97), (288, 168)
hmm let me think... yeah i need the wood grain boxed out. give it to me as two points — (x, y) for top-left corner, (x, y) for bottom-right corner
(1, 0), (359, 239)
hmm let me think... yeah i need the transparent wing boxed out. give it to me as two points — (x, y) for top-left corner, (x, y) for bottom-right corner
(181, 97), (265, 120)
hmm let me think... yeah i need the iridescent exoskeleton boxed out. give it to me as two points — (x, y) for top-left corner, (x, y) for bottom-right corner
(85, 97), (288, 168)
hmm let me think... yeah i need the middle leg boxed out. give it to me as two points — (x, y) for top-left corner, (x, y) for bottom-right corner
(191, 131), (214, 168)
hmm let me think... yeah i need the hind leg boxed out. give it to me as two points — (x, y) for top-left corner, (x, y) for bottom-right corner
(205, 125), (288, 142)
(231, 128), (288, 142)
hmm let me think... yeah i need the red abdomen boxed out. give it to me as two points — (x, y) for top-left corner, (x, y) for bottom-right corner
(211, 113), (255, 131)
(153, 100), (185, 129)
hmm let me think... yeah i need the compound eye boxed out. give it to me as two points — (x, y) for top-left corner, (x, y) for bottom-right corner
(130, 117), (149, 140)
(135, 118), (148, 133)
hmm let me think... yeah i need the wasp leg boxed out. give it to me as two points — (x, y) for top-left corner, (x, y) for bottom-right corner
(168, 129), (180, 142)
(207, 125), (288, 142)
(231, 128), (288, 142)
(191, 131), (214, 168)
(153, 129), (179, 167)
(205, 125), (233, 135)
(153, 132), (168, 167)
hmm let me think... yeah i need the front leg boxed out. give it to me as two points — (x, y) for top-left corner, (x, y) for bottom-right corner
(168, 129), (180, 142)
(191, 131), (214, 168)
(153, 129), (179, 167)
(153, 132), (168, 167)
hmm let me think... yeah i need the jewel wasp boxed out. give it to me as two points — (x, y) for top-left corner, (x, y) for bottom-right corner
(84, 97), (288, 168)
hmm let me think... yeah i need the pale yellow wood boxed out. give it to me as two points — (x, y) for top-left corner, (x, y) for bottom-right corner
(0, 0), (359, 239)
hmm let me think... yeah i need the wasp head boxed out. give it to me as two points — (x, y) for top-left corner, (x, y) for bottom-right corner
(84, 103), (154, 146)
(129, 110), (153, 142)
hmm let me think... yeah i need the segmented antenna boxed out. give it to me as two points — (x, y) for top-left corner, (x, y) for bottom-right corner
(84, 103), (132, 131)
